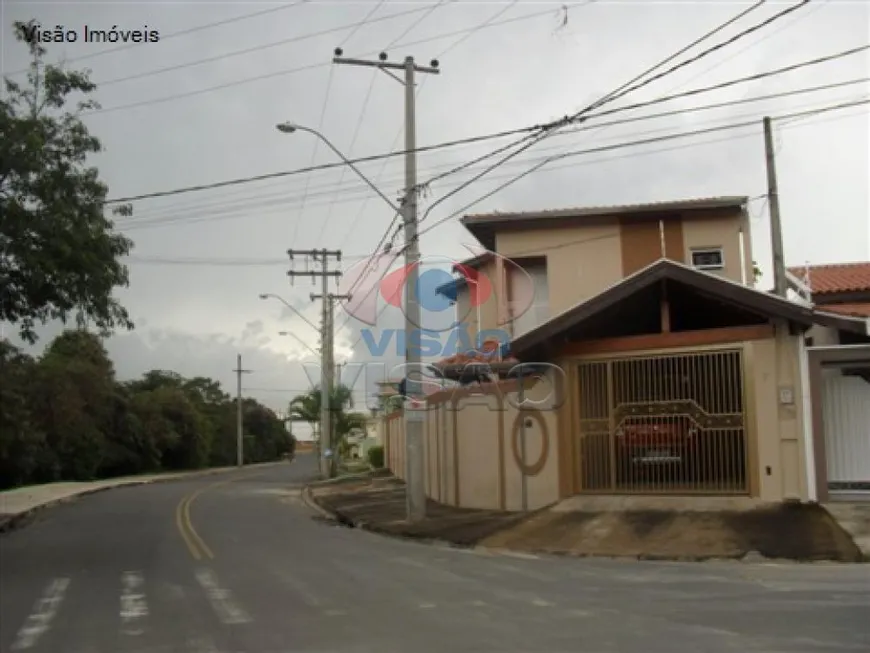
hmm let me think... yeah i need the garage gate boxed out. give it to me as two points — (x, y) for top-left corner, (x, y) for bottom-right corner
(576, 349), (748, 494)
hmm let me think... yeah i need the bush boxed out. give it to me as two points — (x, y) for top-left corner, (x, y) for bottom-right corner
(367, 445), (385, 469)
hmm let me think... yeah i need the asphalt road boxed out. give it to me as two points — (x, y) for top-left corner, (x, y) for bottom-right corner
(1, 455), (868, 653)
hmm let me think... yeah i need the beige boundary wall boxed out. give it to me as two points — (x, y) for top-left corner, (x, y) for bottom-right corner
(384, 371), (562, 512)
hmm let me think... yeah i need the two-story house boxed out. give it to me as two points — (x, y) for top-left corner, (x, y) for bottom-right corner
(386, 195), (829, 510)
(440, 196), (756, 346)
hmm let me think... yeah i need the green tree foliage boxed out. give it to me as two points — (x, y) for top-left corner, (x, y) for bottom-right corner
(367, 445), (385, 470)
(288, 384), (361, 447)
(1, 20), (134, 344)
(0, 330), (295, 490)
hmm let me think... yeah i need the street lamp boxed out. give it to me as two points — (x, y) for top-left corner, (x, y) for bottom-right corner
(276, 121), (401, 214)
(277, 330), (319, 359)
(258, 293), (319, 333)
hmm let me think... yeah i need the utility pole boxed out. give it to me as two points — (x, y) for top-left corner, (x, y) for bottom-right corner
(287, 249), (343, 478)
(312, 292), (351, 477)
(763, 117), (787, 298)
(232, 354), (252, 467)
(334, 49), (440, 523)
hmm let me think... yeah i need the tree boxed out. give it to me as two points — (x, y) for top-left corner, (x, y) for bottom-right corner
(289, 390), (320, 441)
(0, 332), (290, 488)
(0, 341), (44, 487)
(0, 20), (134, 344)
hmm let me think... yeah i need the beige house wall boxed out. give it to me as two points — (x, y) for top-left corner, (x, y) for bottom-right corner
(473, 211), (751, 336)
(495, 223), (623, 321)
(743, 332), (811, 502)
(383, 372), (562, 512)
(680, 210), (754, 286)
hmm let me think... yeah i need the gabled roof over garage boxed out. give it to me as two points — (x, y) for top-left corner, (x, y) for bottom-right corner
(510, 258), (817, 360)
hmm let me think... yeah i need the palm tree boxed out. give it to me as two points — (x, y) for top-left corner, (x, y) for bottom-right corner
(288, 390), (320, 451)
(288, 383), (358, 452)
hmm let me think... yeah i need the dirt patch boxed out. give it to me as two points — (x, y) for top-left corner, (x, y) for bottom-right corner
(309, 477), (864, 562)
(481, 504), (864, 562)
(310, 480), (529, 547)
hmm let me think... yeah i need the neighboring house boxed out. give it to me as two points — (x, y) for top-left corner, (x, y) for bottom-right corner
(383, 196), (848, 510)
(787, 262), (870, 501)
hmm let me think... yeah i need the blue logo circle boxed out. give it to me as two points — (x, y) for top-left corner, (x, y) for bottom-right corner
(416, 268), (456, 313)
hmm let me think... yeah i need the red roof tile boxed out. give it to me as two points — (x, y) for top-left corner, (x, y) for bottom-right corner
(816, 302), (870, 318)
(787, 262), (870, 294)
(433, 338), (517, 368)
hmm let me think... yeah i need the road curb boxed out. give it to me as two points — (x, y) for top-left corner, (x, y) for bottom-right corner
(0, 462), (286, 536)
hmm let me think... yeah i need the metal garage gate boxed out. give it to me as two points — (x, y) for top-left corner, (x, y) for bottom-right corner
(576, 350), (748, 494)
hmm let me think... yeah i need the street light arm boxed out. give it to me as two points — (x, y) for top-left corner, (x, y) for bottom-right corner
(281, 123), (401, 214)
(277, 330), (320, 358)
(259, 293), (319, 333)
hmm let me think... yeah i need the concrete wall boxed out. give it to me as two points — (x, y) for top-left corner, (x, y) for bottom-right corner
(384, 371), (562, 511)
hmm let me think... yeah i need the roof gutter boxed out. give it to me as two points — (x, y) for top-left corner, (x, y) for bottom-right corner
(814, 310), (870, 337)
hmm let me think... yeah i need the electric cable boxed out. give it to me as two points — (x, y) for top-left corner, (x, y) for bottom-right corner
(415, 0), (789, 224)
(330, 96), (868, 338)
(85, 5), (569, 117)
(118, 80), (870, 229)
(105, 41), (865, 210)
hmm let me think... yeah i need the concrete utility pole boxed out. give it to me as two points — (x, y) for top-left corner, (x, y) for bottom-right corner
(311, 292), (351, 478)
(334, 49), (440, 523)
(288, 249), (343, 478)
(763, 117), (787, 298)
(232, 354), (252, 467)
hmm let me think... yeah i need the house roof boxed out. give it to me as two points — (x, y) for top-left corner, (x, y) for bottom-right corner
(786, 262), (870, 295)
(510, 258), (816, 358)
(816, 302), (870, 318)
(462, 196), (748, 250)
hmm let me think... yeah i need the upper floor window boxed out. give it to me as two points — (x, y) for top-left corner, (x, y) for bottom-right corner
(691, 247), (724, 271)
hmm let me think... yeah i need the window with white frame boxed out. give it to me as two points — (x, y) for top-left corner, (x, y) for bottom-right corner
(691, 247), (724, 271)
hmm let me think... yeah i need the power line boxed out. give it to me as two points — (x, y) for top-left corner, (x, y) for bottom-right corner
(315, 0), (444, 245)
(105, 41), (866, 210)
(331, 0), (535, 294)
(84, 4), (565, 117)
(332, 97), (870, 340)
(5, 2), (311, 75)
(115, 78), (870, 231)
(121, 72), (868, 225)
(416, 97), (870, 242)
(413, 0), (802, 225)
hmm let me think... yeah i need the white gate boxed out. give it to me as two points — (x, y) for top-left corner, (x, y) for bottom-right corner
(822, 371), (870, 494)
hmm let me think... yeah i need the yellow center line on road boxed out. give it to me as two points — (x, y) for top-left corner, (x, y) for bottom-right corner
(175, 469), (271, 561)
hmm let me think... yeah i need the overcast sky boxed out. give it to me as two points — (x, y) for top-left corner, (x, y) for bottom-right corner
(2, 0), (868, 429)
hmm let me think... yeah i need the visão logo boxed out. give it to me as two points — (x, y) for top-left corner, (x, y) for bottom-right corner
(338, 246), (537, 358)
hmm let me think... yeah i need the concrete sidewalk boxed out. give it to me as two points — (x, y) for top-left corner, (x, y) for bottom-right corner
(0, 461), (285, 532)
(307, 475), (866, 563)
